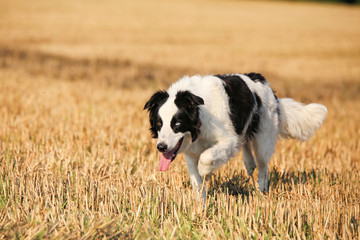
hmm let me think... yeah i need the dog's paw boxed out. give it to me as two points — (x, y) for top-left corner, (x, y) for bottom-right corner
(246, 164), (256, 176)
(258, 176), (269, 193)
(198, 161), (214, 179)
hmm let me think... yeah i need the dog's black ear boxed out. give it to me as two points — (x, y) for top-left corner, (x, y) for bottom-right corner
(144, 90), (169, 139)
(174, 90), (204, 109)
(144, 90), (169, 111)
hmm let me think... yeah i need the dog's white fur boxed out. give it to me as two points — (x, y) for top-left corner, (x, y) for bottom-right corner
(156, 74), (327, 198)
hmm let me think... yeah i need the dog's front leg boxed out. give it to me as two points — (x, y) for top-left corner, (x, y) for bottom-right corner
(198, 137), (239, 178)
(185, 154), (206, 199)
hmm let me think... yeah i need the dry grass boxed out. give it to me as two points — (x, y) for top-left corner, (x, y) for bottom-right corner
(1, 0), (360, 239)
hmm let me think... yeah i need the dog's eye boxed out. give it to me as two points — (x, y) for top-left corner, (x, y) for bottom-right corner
(175, 122), (181, 126)
(157, 122), (162, 127)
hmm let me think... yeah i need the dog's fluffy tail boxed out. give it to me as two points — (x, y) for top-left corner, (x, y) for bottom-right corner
(278, 98), (327, 141)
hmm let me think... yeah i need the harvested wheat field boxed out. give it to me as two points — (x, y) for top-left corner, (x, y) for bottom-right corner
(1, 0), (360, 239)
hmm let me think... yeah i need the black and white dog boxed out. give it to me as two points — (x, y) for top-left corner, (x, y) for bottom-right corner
(144, 73), (327, 197)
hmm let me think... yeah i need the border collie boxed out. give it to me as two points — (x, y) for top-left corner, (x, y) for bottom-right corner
(144, 73), (327, 198)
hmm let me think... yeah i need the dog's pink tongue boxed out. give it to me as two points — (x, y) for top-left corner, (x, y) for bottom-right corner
(159, 152), (173, 171)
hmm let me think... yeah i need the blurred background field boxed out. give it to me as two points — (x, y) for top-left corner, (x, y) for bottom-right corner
(1, 0), (360, 239)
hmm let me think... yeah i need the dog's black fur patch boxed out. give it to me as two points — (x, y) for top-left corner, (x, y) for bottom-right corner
(245, 72), (267, 84)
(246, 93), (262, 140)
(245, 72), (280, 117)
(144, 90), (169, 138)
(173, 91), (204, 141)
(216, 74), (261, 140)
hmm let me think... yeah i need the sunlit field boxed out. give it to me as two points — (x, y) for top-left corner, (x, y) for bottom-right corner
(1, 0), (360, 239)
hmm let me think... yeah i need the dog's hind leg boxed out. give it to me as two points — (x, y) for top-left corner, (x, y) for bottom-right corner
(243, 141), (256, 176)
(185, 154), (206, 199)
(253, 127), (278, 193)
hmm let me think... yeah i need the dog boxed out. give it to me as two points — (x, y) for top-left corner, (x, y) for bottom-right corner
(144, 73), (327, 198)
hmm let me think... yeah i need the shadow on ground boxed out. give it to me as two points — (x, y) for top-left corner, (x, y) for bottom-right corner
(207, 167), (331, 201)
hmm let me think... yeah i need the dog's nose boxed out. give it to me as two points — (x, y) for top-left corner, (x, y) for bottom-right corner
(157, 143), (167, 152)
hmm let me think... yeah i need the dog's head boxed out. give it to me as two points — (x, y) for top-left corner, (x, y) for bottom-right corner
(144, 90), (204, 171)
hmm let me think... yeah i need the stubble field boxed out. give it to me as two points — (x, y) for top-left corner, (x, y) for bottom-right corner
(1, 0), (360, 239)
